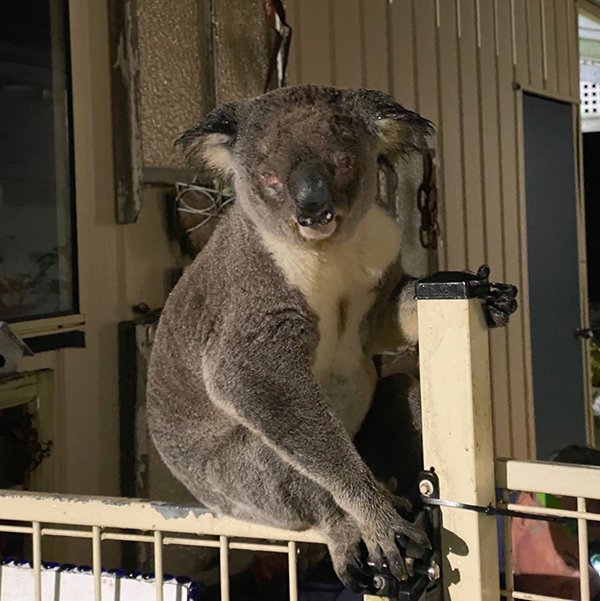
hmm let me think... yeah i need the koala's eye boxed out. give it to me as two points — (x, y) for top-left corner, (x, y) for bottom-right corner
(259, 171), (282, 190)
(334, 155), (354, 176)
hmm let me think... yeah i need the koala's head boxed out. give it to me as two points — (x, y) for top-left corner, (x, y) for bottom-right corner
(178, 85), (433, 245)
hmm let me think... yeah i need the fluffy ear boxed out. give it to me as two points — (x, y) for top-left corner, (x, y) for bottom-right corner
(176, 104), (238, 176)
(347, 89), (434, 157)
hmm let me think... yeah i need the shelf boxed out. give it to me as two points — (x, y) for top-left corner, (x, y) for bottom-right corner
(0, 371), (48, 411)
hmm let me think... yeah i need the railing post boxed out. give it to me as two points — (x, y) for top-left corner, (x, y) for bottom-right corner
(416, 273), (500, 601)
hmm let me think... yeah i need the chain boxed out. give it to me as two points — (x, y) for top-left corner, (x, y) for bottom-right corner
(417, 150), (440, 250)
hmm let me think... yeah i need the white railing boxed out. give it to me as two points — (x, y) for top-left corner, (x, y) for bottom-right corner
(496, 458), (600, 601)
(417, 280), (501, 600)
(417, 279), (600, 601)
(0, 490), (324, 601)
(1, 275), (598, 600)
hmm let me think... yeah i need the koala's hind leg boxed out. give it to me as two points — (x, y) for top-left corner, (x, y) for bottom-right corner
(172, 427), (373, 592)
(354, 373), (423, 505)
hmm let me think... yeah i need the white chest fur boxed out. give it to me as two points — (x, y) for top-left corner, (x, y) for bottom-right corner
(260, 205), (402, 435)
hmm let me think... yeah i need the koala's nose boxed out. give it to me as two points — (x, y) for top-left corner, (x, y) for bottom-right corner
(288, 160), (334, 226)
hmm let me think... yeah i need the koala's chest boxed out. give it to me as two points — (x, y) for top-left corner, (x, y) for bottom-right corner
(262, 205), (402, 434)
(306, 264), (380, 434)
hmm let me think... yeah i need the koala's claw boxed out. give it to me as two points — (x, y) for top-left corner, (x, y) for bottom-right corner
(363, 514), (431, 585)
(398, 509), (433, 562)
(395, 532), (429, 561)
(393, 523), (431, 575)
(484, 283), (518, 327)
(396, 516), (431, 549)
(347, 556), (374, 591)
(333, 544), (374, 593)
(390, 493), (413, 516)
(476, 265), (518, 328)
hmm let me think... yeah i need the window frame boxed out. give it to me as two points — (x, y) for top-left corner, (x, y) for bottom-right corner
(1, 0), (81, 337)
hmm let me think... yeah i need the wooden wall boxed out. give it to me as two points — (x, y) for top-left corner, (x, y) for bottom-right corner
(285, 0), (581, 458)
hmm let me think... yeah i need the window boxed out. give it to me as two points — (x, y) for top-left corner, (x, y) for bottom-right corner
(0, 0), (77, 323)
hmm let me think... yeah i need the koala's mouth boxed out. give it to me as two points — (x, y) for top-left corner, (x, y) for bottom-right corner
(297, 216), (338, 240)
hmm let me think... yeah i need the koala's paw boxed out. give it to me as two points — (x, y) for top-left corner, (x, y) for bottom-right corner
(477, 265), (518, 328)
(388, 490), (414, 515)
(361, 505), (431, 583)
(329, 537), (373, 593)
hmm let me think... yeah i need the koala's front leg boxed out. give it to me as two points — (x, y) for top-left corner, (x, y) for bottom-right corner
(368, 277), (419, 355)
(370, 267), (519, 355)
(203, 312), (429, 586)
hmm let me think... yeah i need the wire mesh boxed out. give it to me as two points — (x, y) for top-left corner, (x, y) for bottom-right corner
(0, 491), (313, 601)
(497, 459), (600, 601)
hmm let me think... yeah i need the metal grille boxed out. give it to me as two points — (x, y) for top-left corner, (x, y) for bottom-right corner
(581, 81), (600, 116)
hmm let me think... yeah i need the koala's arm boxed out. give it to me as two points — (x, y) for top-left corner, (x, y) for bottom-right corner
(202, 311), (386, 521)
(368, 267), (519, 355)
(368, 276), (419, 355)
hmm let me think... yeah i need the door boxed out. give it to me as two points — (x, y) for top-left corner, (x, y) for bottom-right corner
(523, 92), (588, 459)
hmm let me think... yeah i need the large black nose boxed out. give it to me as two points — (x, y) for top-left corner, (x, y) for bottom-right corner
(288, 160), (334, 226)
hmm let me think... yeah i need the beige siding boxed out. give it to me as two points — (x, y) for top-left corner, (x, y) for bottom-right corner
(7, 2), (581, 535)
(14, 0), (185, 565)
(285, 0), (581, 458)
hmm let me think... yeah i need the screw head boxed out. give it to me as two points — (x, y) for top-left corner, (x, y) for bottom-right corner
(419, 479), (435, 497)
(427, 560), (441, 581)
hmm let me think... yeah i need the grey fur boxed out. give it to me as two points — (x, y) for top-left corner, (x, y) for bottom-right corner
(147, 85), (433, 591)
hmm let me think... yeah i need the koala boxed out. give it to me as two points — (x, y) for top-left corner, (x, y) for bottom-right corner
(147, 85), (512, 592)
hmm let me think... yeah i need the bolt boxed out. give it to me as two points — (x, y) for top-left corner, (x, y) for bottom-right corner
(419, 479), (435, 497)
(427, 560), (441, 581)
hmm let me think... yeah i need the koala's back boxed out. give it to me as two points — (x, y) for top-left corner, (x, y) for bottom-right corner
(146, 207), (312, 497)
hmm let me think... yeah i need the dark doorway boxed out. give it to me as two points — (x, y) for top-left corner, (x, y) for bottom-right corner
(583, 132), (600, 447)
(523, 93), (588, 459)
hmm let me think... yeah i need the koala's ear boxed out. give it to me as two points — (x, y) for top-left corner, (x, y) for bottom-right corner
(347, 89), (434, 157)
(176, 104), (238, 176)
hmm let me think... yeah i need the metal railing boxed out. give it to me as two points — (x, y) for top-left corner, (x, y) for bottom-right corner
(0, 490), (324, 601)
(416, 276), (600, 601)
(496, 458), (600, 601)
(1, 273), (598, 600)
